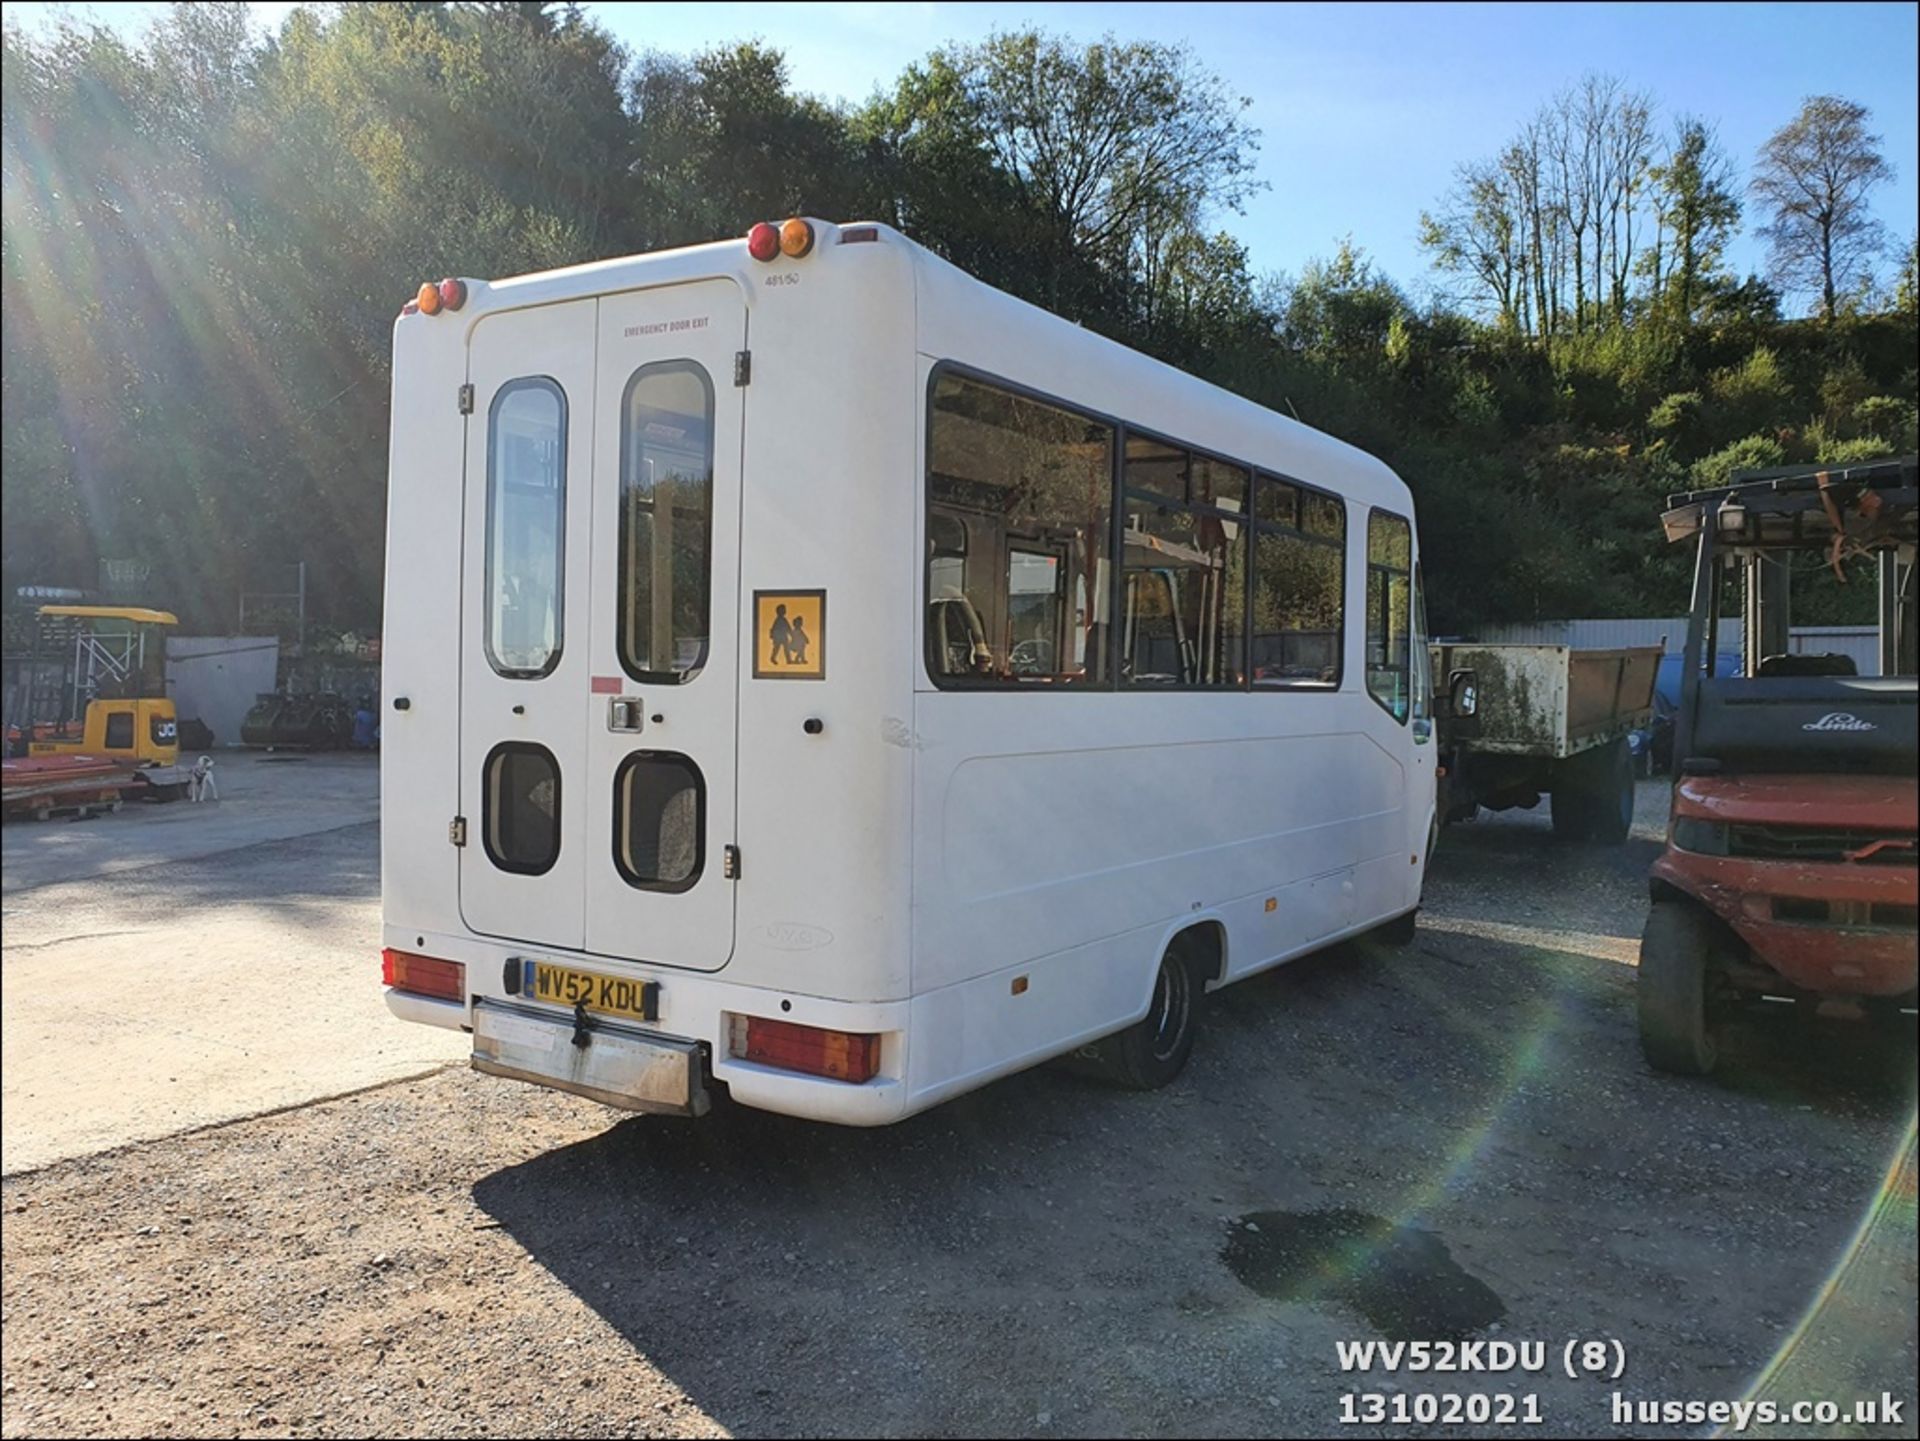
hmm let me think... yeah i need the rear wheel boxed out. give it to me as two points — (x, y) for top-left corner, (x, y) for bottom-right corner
(1088, 934), (1204, 1091)
(1549, 786), (1590, 840)
(1551, 738), (1634, 845)
(1638, 900), (1720, 1075)
(1586, 738), (1635, 845)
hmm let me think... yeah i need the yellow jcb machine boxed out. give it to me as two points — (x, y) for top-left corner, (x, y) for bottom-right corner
(16, 606), (188, 792)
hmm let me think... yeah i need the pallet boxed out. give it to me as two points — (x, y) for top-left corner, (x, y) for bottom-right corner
(5, 791), (125, 822)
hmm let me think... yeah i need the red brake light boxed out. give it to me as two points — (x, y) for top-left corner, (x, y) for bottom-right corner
(438, 277), (467, 311)
(381, 948), (465, 1002)
(732, 1016), (880, 1083)
(746, 222), (780, 262)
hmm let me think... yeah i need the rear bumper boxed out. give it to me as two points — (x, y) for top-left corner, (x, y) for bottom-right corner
(1651, 849), (1918, 997)
(471, 999), (710, 1116)
(381, 937), (915, 1126)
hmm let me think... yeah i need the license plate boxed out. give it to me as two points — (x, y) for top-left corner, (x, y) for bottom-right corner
(522, 960), (659, 1022)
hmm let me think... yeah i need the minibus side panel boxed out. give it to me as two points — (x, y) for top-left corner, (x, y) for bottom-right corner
(727, 240), (918, 1003)
(382, 316), (470, 941)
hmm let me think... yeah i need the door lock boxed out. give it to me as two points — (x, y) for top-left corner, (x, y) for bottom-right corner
(607, 697), (645, 733)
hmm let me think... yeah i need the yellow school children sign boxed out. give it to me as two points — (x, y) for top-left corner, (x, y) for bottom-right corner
(753, 590), (825, 680)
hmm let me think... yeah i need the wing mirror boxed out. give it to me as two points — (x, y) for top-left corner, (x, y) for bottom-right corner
(1446, 668), (1479, 720)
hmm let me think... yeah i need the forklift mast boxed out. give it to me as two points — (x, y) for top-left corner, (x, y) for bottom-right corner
(1664, 456), (1918, 775)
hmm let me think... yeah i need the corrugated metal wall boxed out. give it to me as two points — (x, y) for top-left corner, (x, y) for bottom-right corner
(1787, 626), (1880, 675)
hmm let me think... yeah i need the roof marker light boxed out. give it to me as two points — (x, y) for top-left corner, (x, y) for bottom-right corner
(779, 217), (815, 258)
(416, 281), (442, 316)
(438, 278), (467, 311)
(747, 222), (781, 262)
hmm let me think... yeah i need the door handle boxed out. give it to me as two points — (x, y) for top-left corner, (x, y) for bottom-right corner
(607, 697), (645, 733)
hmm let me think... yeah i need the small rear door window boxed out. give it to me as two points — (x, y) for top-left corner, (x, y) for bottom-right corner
(614, 752), (704, 891)
(483, 742), (561, 875)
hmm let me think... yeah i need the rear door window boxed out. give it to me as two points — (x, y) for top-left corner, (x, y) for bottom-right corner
(614, 752), (704, 891)
(619, 363), (715, 683)
(484, 379), (567, 678)
(483, 742), (561, 875)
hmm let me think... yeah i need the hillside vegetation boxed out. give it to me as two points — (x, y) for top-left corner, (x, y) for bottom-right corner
(3, 4), (1914, 635)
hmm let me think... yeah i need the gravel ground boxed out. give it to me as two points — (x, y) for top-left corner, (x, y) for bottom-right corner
(2, 781), (1915, 1438)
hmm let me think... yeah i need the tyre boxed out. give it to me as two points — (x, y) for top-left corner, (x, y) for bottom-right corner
(1637, 900), (1720, 1075)
(1585, 738), (1635, 845)
(1551, 737), (1634, 845)
(1088, 933), (1205, 1091)
(1549, 775), (1590, 839)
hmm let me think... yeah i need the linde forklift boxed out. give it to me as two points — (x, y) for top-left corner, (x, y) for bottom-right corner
(1639, 456), (1917, 1074)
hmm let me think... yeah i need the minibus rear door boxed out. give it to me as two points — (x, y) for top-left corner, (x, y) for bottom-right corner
(581, 281), (745, 972)
(456, 299), (598, 950)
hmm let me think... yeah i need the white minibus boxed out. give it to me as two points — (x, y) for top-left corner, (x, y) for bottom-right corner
(381, 217), (1437, 1125)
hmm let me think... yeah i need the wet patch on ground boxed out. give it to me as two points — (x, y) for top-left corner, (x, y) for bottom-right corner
(1222, 1208), (1506, 1342)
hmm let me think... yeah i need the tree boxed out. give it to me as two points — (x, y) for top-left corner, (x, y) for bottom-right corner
(1751, 96), (1892, 322)
(875, 30), (1260, 314)
(1645, 117), (1740, 325)
(1419, 153), (1528, 331)
(628, 43), (874, 249)
(1276, 239), (1408, 368)
(1893, 232), (1918, 321)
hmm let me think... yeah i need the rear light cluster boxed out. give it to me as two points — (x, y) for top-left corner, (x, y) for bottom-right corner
(382, 947), (465, 1001)
(745, 218), (815, 262)
(729, 1015), (880, 1083)
(401, 278), (468, 317)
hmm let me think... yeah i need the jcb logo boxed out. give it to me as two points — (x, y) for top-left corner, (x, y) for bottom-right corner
(151, 718), (178, 744)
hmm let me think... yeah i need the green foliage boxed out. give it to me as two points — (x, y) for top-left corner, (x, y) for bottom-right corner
(1812, 434), (1899, 466)
(1852, 395), (1918, 449)
(1646, 390), (1707, 458)
(1705, 346), (1791, 439)
(1691, 434), (1787, 490)
(1816, 358), (1873, 427)
(1, 9), (1915, 638)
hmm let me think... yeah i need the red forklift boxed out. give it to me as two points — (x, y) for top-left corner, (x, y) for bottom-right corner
(1639, 456), (1917, 1073)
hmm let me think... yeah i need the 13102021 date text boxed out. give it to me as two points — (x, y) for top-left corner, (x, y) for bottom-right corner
(1340, 1392), (1545, 1426)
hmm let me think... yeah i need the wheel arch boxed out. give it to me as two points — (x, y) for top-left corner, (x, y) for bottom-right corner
(1162, 917), (1227, 991)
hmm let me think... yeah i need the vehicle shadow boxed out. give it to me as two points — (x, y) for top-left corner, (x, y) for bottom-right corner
(468, 1054), (1203, 1437)
(462, 944), (1483, 1436)
(1710, 1004), (1918, 1113)
(465, 933), (1913, 1437)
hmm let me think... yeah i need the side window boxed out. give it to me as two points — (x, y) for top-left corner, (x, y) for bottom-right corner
(927, 372), (1114, 687)
(1411, 562), (1433, 729)
(1366, 510), (1414, 721)
(620, 362), (714, 684)
(483, 742), (560, 876)
(1250, 476), (1344, 687)
(104, 711), (134, 749)
(614, 752), (704, 891)
(485, 379), (566, 678)
(1120, 438), (1247, 688)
